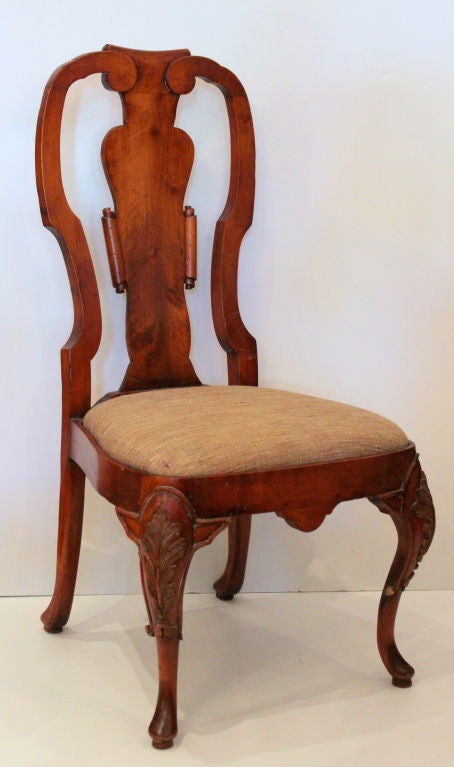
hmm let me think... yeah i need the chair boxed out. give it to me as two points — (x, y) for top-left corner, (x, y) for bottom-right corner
(36, 45), (436, 749)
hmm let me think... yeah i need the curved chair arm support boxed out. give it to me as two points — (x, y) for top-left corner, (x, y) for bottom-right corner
(36, 51), (137, 416)
(166, 56), (258, 385)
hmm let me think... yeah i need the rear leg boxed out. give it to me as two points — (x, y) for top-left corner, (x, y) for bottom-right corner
(214, 515), (251, 600)
(41, 458), (86, 633)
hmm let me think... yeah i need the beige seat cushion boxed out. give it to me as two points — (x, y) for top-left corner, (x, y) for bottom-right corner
(83, 386), (409, 477)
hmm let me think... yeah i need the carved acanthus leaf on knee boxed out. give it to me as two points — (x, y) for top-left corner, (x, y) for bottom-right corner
(117, 488), (195, 640)
(370, 458), (435, 592)
(141, 506), (191, 639)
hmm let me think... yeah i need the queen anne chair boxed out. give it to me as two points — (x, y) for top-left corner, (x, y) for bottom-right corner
(36, 45), (436, 749)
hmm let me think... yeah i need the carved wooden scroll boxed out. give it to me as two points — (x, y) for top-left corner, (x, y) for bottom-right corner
(166, 56), (258, 385)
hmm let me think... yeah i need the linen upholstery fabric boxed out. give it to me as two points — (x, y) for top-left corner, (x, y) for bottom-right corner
(82, 386), (409, 477)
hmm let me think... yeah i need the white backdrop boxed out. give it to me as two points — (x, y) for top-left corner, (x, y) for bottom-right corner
(1, 0), (452, 595)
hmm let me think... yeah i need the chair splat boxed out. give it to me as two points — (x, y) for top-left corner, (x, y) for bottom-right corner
(101, 46), (200, 391)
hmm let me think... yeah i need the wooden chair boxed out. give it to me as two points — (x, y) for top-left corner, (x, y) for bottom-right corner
(36, 45), (436, 749)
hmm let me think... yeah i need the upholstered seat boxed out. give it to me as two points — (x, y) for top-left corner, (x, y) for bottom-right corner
(83, 386), (409, 477)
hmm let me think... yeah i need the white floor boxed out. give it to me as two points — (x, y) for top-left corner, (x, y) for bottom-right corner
(0, 592), (453, 767)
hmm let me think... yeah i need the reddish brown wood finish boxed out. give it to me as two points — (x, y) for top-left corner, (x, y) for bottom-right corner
(101, 45), (201, 391)
(369, 458), (435, 686)
(213, 516), (251, 600)
(117, 488), (228, 748)
(184, 205), (197, 289)
(36, 46), (436, 748)
(35, 48), (137, 634)
(101, 208), (127, 293)
(165, 54), (258, 387)
(41, 459), (86, 633)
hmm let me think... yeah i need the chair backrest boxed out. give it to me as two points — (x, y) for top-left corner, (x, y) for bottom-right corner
(36, 45), (257, 418)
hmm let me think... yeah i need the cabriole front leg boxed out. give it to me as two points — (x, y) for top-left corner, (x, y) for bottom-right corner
(370, 458), (435, 687)
(118, 488), (195, 749)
